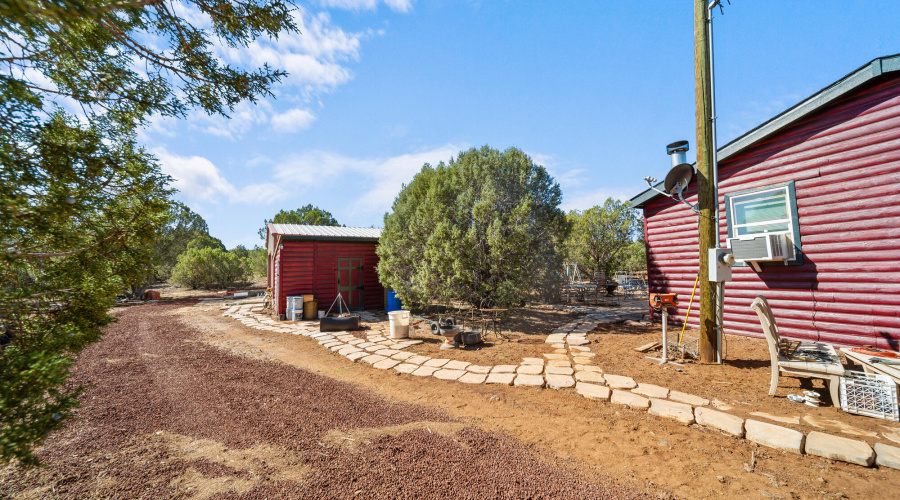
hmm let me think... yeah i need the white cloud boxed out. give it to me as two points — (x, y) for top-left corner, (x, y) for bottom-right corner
(319, 0), (413, 12)
(271, 107), (317, 132)
(154, 148), (287, 205)
(273, 144), (464, 222)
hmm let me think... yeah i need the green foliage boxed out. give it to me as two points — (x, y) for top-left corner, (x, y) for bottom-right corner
(377, 146), (568, 309)
(247, 246), (267, 278)
(0, 111), (171, 465)
(564, 199), (642, 279)
(1, 0), (296, 465)
(611, 239), (647, 273)
(258, 204), (340, 239)
(170, 248), (248, 290)
(153, 202), (209, 281)
(230, 244), (250, 260)
(186, 234), (226, 252)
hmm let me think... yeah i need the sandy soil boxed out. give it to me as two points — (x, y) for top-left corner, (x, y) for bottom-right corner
(189, 301), (900, 499)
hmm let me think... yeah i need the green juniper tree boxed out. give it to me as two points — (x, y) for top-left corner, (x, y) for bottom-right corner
(258, 204), (341, 239)
(1, 0), (297, 464)
(563, 199), (642, 280)
(377, 146), (568, 309)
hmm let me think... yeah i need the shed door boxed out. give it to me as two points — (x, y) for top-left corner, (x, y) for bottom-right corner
(336, 258), (364, 311)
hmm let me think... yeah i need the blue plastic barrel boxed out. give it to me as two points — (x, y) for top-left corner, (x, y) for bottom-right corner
(387, 291), (403, 312)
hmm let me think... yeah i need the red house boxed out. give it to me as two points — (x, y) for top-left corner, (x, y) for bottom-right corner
(631, 54), (900, 349)
(266, 224), (385, 317)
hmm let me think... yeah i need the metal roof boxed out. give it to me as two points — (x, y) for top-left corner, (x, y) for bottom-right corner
(630, 53), (900, 209)
(269, 224), (382, 240)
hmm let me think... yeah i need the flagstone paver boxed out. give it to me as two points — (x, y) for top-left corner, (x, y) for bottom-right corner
(513, 374), (545, 387)
(373, 358), (401, 370)
(516, 364), (544, 375)
(406, 355), (430, 365)
(374, 349), (402, 357)
(575, 364), (602, 372)
(391, 351), (416, 361)
(610, 390), (650, 409)
(694, 407), (745, 437)
(604, 374), (637, 390)
(543, 353), (569, 360)
(521, 357), (544, 365)
(411, 366), (440, 377)
(360, 354), (387, 365)
(649, 398), (694, 424)
(423, 358), (450, 368)
(567, 338), (590, 346)
(633, 383), (670, 399)
(394, 363), (419, 374)
(433, 369), (466, 381)
(571, 356), (594, 365)
(345, 351), (369, 362)
(545, 366), (574, 376)
(492, 365), (518, 373)
(546, 374), (575, 389)
(444, 360), (470, 371)
(459, 372), (487, 384)
(486, 372), (516, 385)
(576, 382), (610, 400)
(669, 391), (710, 406)
(466, 365), (492, 374)
(548, 359), (572, 367)
(574, 371), (605, 384)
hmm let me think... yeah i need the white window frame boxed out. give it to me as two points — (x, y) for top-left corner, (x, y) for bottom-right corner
(724, 181), (803, 267)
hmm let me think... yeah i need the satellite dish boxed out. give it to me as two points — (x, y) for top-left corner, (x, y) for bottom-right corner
(664, 163), (694, 195)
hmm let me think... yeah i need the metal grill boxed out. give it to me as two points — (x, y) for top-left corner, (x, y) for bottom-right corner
(666, 330), (699, 359)
(839, 370), (899, 421)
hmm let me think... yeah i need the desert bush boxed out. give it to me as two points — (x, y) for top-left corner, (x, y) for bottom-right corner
(171, 248), (248, 289)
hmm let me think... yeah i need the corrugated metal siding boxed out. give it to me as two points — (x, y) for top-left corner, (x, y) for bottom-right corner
(644, 76), (900, 349)
(276, 240), (385, 315)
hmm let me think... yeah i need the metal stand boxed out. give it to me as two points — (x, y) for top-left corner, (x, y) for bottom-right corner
(647, 308), (683, 366)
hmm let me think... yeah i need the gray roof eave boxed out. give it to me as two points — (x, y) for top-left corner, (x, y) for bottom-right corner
(631, 53), (900, 209)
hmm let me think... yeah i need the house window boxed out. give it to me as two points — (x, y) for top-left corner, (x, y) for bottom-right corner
(725, 181), (802, 266)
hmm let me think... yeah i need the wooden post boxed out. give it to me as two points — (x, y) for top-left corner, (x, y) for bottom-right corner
(695, 0), (718, 363)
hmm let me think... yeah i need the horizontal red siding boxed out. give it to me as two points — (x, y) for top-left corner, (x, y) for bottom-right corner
(643, 76), (900, 349)
(273, 240), (385, 315)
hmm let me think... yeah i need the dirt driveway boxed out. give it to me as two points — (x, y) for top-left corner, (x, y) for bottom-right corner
(1, 300), (644, 499)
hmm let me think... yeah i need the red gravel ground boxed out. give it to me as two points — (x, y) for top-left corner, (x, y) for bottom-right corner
(1, 299), (648, 499)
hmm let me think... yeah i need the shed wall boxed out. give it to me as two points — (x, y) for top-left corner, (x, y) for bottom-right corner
(643, 76), (900, 349)
(275, 240), (384, 315)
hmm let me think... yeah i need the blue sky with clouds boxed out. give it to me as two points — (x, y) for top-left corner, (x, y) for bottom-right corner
(140, 1), (900, 249)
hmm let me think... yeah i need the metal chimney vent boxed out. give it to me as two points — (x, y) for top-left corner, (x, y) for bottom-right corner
(666, 140), (689, 168)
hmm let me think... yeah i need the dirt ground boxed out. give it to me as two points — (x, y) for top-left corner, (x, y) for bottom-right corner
(5, 298), (900, 499)
(204, 301), (900, 499)
(0, 300), (645, 499)
(362, 303), (900, 446)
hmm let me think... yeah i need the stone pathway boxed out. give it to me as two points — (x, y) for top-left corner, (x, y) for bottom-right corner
(219, 300), (900, 472)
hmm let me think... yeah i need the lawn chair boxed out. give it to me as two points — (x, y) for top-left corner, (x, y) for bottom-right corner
(750, 296), (845, 405)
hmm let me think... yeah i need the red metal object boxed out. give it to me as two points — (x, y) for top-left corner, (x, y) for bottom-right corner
(650, 293), (679, 309)
(639, 76), (900, 348)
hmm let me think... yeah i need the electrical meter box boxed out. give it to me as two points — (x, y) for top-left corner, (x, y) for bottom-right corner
(709, 247), (735, 282)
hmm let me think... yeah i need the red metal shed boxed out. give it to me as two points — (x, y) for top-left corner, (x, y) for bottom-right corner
(631, 54), (900, 349)
(266, 224), (385, 317)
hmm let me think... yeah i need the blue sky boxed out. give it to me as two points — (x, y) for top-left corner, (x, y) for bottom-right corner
(141, 1), (900, 249)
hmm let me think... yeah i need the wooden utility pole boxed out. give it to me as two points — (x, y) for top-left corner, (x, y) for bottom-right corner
(695, 0), (718, 363)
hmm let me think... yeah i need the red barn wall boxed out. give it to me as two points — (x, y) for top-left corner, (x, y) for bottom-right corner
(275, 240), (385, 315)
(643, 76), (900, 349)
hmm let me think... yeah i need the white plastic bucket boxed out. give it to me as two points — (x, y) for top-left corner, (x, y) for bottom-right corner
(388, 310), (410, 339)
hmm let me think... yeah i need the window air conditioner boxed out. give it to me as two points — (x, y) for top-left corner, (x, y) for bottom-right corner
(727, 233), (793, 262)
